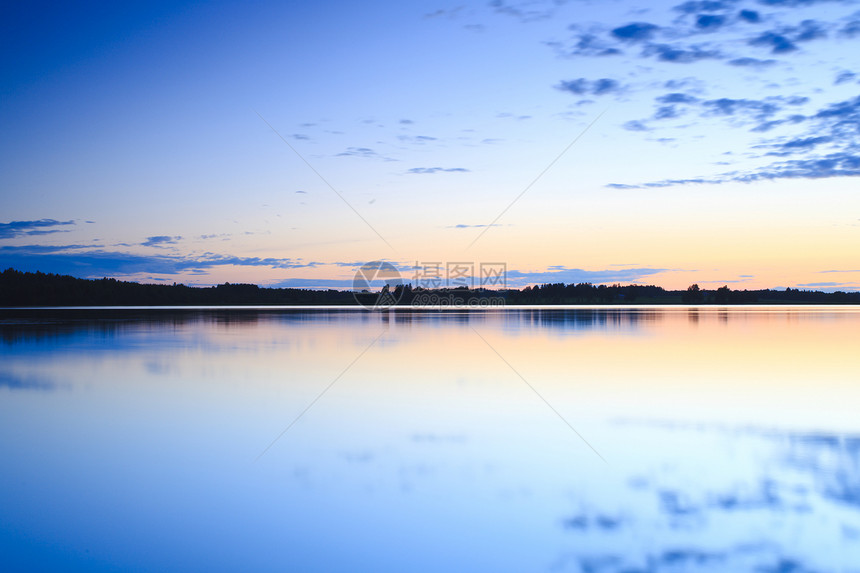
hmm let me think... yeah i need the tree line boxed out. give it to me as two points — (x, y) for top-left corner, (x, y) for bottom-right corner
(1, 268), (859, 306)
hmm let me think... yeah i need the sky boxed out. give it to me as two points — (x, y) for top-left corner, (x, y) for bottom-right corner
(2, 0), (859, 291)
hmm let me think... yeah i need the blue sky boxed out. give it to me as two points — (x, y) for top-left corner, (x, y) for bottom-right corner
(2, 0), (859, 290)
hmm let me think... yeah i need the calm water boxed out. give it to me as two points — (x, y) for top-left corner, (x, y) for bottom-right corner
(1, 307), (859, 572)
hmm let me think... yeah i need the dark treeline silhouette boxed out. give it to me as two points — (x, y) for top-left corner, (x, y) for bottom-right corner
(2, 268), (859, 306)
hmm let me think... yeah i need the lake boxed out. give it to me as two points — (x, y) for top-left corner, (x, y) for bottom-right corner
(1, 307), (859, 572)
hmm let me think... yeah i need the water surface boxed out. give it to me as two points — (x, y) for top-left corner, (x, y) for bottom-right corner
(1, 307), (859, 572)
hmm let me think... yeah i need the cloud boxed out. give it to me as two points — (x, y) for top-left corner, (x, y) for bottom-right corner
(749, 20), (829, 53)
(696, 14), (729, 30)
(0, 219), (75, 239)
(0, 245), (318, 278)
(701, 95), (807, 120)
(611, 22), (660, 42)
(623, 120), (651, 131)
(797, 281), (853, 287)
(842, 18), (860, 37)
(658, 93), (700, 104)
(397, 135), (438, 144)
(489, 0), (565, 23)
(642, 43), (723, 63)
(505, 266), (669, 286)
(748, 31), (797, 52)
(336, 147), (395, 161)
(739, 9), (762, 23)
(637, 93), (807, 130)
(337, 147), (377, 157)
(446, 223), (505, 228)
(557, 78), (624, 96)
(268, 278), (356, 289)
(549, 33), (623, 57)
(835, 70), (857, 84)
(673, 1), (740, 14)
(727, 56), (777, 67)
(406, 167), (470, 174)
(608, 151), (860, 187)
(768, 135), (832, 153)
(142, 235), (181, 247)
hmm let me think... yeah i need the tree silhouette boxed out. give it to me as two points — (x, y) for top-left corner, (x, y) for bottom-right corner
(681, 284), (705, 303)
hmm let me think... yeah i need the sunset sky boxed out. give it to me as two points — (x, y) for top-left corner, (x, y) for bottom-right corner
(2, 0), (859, 290)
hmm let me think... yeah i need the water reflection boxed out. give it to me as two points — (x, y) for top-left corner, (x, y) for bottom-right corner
(0, 307), (858, 572)
(557, 422), (860, 571)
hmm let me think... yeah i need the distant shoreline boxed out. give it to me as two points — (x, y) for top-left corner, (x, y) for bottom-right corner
(2, 268), (859, 307)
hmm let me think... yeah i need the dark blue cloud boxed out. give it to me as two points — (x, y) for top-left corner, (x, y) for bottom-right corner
(611, 22), (660, 42)
(674, 1), (739, 14)
(842, 19), (860, 37)
(0, 245), (317, 278)
(337, 147), (380, 158)
(696, 14), (728, 29)
(269, 278), (355, 289)
(398, 134), (438, 144)
(556, 33), (623, 57)
(749, 31), (798, 52)
(835, 70), (857, 84)
(653, 92), (699, 119)
(814, 94), (860, 122)
(701, 96), (807, 120)
(739, 9), (761, 23)
(557, 78), (623, 95)
(611, 151), (860, 187)
(657, 93), (700, 104)
(642, 43), (722, 62)
(793, 19), (828, 41)
(0, 219), (75, 239)
(749, 20), (829, 53)
(798, 281), (852, 287)
(752, 113), (806, 132)
(505, 266), (669, 286)
(771, 135), (832, 153)
(406, 167), (470, 174)
(655, 105), (685, 119)
(490, 0), (561, 23)
(623, 120), (651, 131)
(563, 513), (625, 531)
(728, 56), (776, 67)
(141, 235), (181, 247)
(757, 0), (845, 6)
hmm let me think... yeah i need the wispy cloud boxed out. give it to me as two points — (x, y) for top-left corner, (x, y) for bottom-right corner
(142, 235), (181, 247)
(406, 167), (470, 174)
(0, 244), (318, 278)
(557, 78), (624, 96)
(336, 146), (396, 161)
(541, 0), (860, 187)
(506, 266), (670, 287)
(268, 277), (356, 289)
(446, 223), (505, 229)
(0, 219), (75, 239)
(398, 135), (438, 144)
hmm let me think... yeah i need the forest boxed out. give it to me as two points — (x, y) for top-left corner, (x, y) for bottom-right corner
(2, 268), (859, 306)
